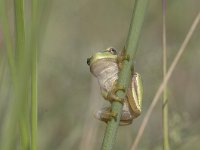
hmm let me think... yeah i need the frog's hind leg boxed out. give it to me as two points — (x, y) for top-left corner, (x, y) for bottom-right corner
(127, 72), (143, 117)
(133, 72), (143, 110)
(119, 99), (134, 125)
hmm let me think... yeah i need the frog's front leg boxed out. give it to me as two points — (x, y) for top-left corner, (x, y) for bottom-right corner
(117, 47), (130, 69)
(104, 81), (126, 104)
(100, 82), (126, 121)
(105, 48), (131, 103)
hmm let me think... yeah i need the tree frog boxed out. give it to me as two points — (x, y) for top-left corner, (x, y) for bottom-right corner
(87, 48), (143, 125)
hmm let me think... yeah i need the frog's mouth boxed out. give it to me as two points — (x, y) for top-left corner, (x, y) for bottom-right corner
(87, 57), (91, 66)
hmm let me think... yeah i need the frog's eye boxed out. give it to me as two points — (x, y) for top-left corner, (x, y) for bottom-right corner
(107, 47), (117, 55)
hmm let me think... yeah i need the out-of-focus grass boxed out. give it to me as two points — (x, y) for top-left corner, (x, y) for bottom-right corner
(162, 0), (169, 149)
(132, 11), (200, 149)
(0, 0), (200, 150)
(0, 0), (46, 149)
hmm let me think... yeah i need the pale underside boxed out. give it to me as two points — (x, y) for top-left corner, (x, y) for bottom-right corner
(90, 58), (141, 125)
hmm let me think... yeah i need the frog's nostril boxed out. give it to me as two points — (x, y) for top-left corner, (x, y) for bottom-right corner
(87, 58), (91, 65)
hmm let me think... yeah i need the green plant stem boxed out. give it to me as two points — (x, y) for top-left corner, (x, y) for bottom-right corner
(14, 1), (31, 149)
(31, 0), (38, 149)
(14, 0), (25, 67)
(0, 0), (15, 76)
(31, 48), (37, 150)
(0, 0), (32, 149)
(19, 92), (30, 150)
(0, 0), (17, 149)
(162, 0), (170, 150)
(0, 0), (39, 149)
(101, 1), (148, 150)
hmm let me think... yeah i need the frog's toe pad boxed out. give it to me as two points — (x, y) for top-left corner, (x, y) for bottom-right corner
(94, 107), (113, 123)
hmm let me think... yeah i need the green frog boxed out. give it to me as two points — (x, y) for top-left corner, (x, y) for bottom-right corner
(87, 47), (143, 125)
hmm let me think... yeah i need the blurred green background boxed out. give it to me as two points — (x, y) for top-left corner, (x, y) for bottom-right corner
(1, 0), (200, 149)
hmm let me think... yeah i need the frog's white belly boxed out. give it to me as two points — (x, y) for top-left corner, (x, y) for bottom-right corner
(90, 58), (138, 125)
(98, 65), (118, 93)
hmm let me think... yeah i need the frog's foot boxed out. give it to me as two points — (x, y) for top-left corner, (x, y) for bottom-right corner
(117, 54), (130, 63)
(107, 82), (126, 104)
(95, 107), (134, 125)
(117, 48), (130, 69)
(95, 107), (118, 123)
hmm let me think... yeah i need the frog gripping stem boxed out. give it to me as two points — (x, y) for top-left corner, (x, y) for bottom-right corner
(107, 82), (126, 104)
(101, 0), (148, 150)
(109, 111), (118, 122)
(117, 48), (130, 69)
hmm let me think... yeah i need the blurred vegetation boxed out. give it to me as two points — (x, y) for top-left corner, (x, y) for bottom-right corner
(0, 0), (200, 149)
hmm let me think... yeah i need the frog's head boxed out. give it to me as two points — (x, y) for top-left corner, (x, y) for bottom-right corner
(87, 47), (117, 66)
